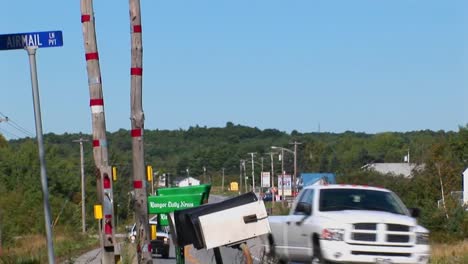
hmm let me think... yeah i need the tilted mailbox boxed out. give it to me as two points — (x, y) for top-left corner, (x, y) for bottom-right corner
(170, 192), (271, 250)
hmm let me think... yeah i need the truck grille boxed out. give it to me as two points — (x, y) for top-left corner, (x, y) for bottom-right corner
(387, 224), (410, 232)
(387, 234), (410, 243)
(350, 223), (412, 245)
(352, 233), (376, 241)
(354, 223), (377, 230)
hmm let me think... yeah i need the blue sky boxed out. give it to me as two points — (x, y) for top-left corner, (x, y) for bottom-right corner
(0, 1), (467, 139)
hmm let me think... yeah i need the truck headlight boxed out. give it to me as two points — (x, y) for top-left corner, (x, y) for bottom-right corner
(163, 237), (169, 244)
(416, 232), (429, 244)
(321, 228), (345, 241)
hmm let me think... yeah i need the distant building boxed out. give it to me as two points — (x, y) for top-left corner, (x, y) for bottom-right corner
(174, 176), (200, 187)
(361, 163), (425, 178)
(437, 168), (468, 210)
(158, 174), (167, 187)
(299, 173), (336, 188)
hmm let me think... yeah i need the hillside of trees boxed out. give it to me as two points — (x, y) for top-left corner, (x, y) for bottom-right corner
(0, 122), (467, 245)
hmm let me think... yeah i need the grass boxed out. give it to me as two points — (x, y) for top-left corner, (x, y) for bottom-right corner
(430, 240), (468, 264)
(264, 201), (291, 215)
(119, 242), (137, 264)
(0, 230), (99, 264)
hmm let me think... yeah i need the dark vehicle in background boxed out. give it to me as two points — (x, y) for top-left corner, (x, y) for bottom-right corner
(149, 218), (170, 259)
(128, 222), (171, 258)
(151, 228), (170, 258)
(262, 192), (273, 202)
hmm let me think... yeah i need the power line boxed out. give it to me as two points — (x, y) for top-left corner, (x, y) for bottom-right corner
(6, 119), (35, 137)
(0, 126), (22, 139)
(0, 112), (35, 137)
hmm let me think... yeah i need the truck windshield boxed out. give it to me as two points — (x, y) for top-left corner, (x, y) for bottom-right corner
(319, 188), (409, 215)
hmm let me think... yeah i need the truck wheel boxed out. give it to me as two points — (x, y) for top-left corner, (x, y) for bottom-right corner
(311, 235), (326, 264)
(162, 248), (170, 259)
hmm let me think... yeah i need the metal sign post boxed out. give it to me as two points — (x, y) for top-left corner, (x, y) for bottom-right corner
(0, 30), (63, 264)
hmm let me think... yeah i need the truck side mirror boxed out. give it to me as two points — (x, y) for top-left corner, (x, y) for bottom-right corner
(409, 208), (420, 218)
(295, 202), (311, 216)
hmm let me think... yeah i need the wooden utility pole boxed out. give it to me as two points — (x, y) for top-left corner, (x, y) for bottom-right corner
(129, 0), (152, 263)
(248, 152), (256, 192)
(289, 141), (302, 196)
(266, 152), (275, 202)
(80, 1), (116, 263)
(73, 136), (89, 233)
(221, 167), (225, 192)
(0, 209), (2, 256)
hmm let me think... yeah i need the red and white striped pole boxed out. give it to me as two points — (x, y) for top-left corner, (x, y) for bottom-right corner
(80, 1), (116, 263)
(129, 0), (152, 263)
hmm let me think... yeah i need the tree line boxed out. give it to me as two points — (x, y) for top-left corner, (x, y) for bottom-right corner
(0, 122), (466, 244)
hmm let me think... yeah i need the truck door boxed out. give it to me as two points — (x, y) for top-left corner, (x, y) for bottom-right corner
(286, 189), (314, 261)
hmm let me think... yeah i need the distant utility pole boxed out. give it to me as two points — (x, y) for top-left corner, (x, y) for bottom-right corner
(290, 141), (302, 196)
(280, 148), (284, 202)
(129, 0), (152, 263)
(260, 157), (264, 173)
(80, 1), (116, 263)
(242, 160), (248, 193)
(73, 136), (89, 233)
(239, 161), (243, 195)
(248, 152), (256, 192)
(203, 166), (207, 183)
(266, 152), (275, 202)
(0, 209), (2, 256)
(222, 167), (225, 191)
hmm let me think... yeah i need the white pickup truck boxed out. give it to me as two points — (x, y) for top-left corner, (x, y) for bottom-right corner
(264, 184), (430, 264)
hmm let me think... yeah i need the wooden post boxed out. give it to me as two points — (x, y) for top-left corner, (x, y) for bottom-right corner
(129, 0), (152, 263)
(80, 1), (115, 262)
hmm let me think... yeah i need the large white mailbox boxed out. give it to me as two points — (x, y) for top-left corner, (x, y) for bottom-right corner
(198, 200), (270, 249)
(171, 192), (271, 250)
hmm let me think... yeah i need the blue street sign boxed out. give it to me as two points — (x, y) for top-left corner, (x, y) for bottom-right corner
(0, 31), (63, 50)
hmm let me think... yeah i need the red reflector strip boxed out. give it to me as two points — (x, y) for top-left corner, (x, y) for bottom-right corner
(133, 25), (142, 33)
(90, 98), (104, 106)
(85, 52), (99, 61)
(134, 180), (143, 189)
(131, 67), (143, 76)
(81, 14), (91, 23)
(93, 140), (100, 147)
(131, 129), (142, 137)
(148, 244), (152, 252)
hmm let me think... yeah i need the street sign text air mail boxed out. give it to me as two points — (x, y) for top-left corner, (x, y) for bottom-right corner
(0, 31), (63, 50)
